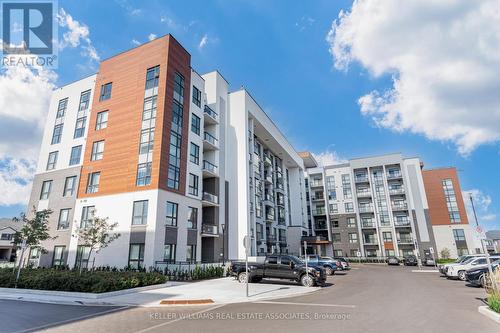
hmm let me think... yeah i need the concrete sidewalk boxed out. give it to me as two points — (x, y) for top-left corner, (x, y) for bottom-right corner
(0, 277), (320, 307)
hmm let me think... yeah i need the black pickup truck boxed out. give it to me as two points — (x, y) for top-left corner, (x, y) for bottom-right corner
(228, 255), (326, 287)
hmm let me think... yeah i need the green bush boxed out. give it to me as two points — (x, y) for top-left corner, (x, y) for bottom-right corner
(436, 259), (456, 264)
(163, 265), (224, 281)
(0, 268), (167, 293)
(488, 294), (500, 314)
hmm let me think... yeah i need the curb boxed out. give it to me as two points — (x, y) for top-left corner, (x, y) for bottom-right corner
(160, 299), (214, 305)
(478, 305), (500, 324)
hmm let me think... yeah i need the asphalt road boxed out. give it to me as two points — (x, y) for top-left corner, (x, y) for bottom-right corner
(1, 265), (498, 333)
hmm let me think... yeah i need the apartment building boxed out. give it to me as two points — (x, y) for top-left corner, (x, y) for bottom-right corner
(26, 34), (308, 269)
(302, 153), (476, 259)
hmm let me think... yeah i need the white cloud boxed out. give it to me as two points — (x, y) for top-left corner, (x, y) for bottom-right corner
(57, 8), (100, 62)
(295, 16), (315, 32)
(463, 189), (496, 225)
(198, 34), (209, 50)
(0, 159), (36, 206)
(313, 150), (347, 167)
(327, 0), (500, 155)
(148, 33), (157, 41)
(131, 39), (141, 46)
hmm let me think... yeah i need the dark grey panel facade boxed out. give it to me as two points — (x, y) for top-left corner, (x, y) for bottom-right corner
(330, 213), (361, 257)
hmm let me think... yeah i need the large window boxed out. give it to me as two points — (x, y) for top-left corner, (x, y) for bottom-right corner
(189, 142), (199, 165)
(191, 114), (200, 135)
(52, 246), (65, 267)
(46, 151), (58, 170)
(99, 82), (112, 101)
(136, 162), (152, 186)
(145, 66), (160, 90)
(96, 111), (108, 130)
(345, 202), (354, 213)
(139, 128), (154, 154)
(347, 217), (356, 228)
(80, 206), (95, 228)
(442, 179), (461, 223)
(57, 209), (70, 230)
(453, 229), (466, 241)
(348, 233), (358, 243)
(188, 173), (199, 196)
(56, 98), (68, 118)
(192, 86), (201, 107)
(143, 97), (157, 122)
(69, 145), (82, 165)
(76, 245), (90, 269)
(167, 73), (185, 190)
(382, 232), (393, 242)
(51, 124), (63, 144)
(187, 207), (198, 229)
(132, 200), (148, 225)
(164, 244), (176, 262)
(79, 90), (91, 111)
(74, 116), (86, 138)
(166, 202), (178, 226)
(186, 245), (196, 263)
(91, 140), (105, 161)
(128, 244), (145, 269)
(40, 180), (52, 200)
(63, 176), (77, 197)
(86, 172), (100, 193)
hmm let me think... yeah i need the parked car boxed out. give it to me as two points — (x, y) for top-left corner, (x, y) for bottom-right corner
(446, 256), (500, 280)
(438, 254), (484, 275)
(423, 257), (436, 266)
(300, 255), (339, 275)
(403, 255), (418, 266)
(465, 262), (500, 287)
(334, 257), (351, 270)
(229, 255), (327, 287)
(386, 256), (400, 265)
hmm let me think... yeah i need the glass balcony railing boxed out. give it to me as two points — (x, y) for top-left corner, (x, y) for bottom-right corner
(201, 224), (218, 235)
(204, 132), (218, 146)
(266, 213), (275, 221)
(389, 188), (405, 195)
(278, 217), (286, 225)
(204, 105), (218, 120)
(355, 176), (369, 183)
(202, 192), (219, 204)
(392, 202), (408, 210)
(386, 172), (402, 180)
(310, 181), (323, 188)
(363, 238), (378, 245)
(356, 191), (371, 197)
(398, 238), (413, 244)
(264, 155), (272, 166)
(359, 205), (374, 213)
(312, 208), (327, 216)
(314, 223), (328, 230)
(279, 236), (287, 243)
(266, 235), (277, 242)
(394, 219), (410, 226)
(202, 160), (218, 174)
(361, 220), (376, 228)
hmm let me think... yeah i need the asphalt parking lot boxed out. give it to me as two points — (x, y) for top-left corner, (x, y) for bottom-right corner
(1, 264), (498, 333)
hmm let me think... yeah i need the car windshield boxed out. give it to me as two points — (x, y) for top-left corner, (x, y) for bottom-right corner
(287, 255), (303, 264)
(457, 256), (471, 263)
(462, 257), (479, 264)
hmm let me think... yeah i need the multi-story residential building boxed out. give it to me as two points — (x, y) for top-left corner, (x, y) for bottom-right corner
(0, 218), (22, 263)
(485, 230), (500, 253)
(302, 153), (476, 259)
(26, 34), (308, 269)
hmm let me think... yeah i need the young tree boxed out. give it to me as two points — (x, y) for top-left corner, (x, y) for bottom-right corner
(75, 215), (120, 272)
(440, 247), (451, 259)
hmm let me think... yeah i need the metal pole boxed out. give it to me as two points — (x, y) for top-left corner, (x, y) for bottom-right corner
(15, 246), (26, 288)
(303, 241), (308, 276)
(245, 238), (249, 298)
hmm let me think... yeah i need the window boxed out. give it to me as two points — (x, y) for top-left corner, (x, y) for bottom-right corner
(46, 151), (58, 170)
(186, 245), (196, 262)
(348, 233), (358, 243)
(167, 73), (184, 190)
(52, 246), (65, 267)
(281, 256), (291, 266)
(145, 66), (160, 90)
(139, 128), (154, 154)
(99, 82), (112, 101)
(80, 206), (95, 228)
(350, 249), (359, 257)
(136, 162), (152, 186)
(164, 244), (176, 262)
(128, 244), (145, 269)
(63, 176), (77, 197)
(332, 220), (339, 228)
(267, 256), (278, 265)
(69, 145), (82, 165)
(191, 114), (201, 135)
(330, 203), (338, 214)
(187, 207), (198, 229)
(86, 172), (100, 193)
(334, 250), (343, 257)
(132, 200), (148, 225)
(385, 249), (395, 257)
(442, 179), (461, 223)
(166, 202), (178, 226)
(78, 90), (91, 111)
(57, 209), (70, 230)
(96, 111), (108, 130)
(345, 202), (354, 213)
(382, 232), (393, 242)
(189, 142), (199, 165)
(56, 98), (68, 118)
(347, 217), (356, 228)
(1, 233), (12, 240)
(332, 233), (341, 243)
(453, 229), (466, 241)
(91, 140), (105, 161)
(40, 180), (52, 199)
(76, 245), (90, 269)
(74, 116), (86, 138)
(143, 96), (157, 122)
(188, 173), (199, 196)
(192, 86), (201, 107)
(51, 124), (63, 144)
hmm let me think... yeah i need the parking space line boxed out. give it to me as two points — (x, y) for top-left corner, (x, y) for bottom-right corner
(253, 301), (356, 308)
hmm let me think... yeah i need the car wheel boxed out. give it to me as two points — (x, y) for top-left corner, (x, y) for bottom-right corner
(301, 274), (314, 287)
(238, 272), (248, 283)
(324, 266), (333, 275)
(458, 270), (466, 281)
(479, 274), (485, 287)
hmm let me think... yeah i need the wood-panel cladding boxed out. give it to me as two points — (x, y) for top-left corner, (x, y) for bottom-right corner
(78, 35), (191, 198)
(422, 168), (469, 226)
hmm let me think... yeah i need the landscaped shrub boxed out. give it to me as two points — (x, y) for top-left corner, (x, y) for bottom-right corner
(488, 294), (500, 314)
(0, 268), (166, 293)
(164, 265), (224, 281)
(485, 266), (500, 314)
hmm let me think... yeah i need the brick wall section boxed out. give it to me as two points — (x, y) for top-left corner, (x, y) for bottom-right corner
(422, 168), (469, 226)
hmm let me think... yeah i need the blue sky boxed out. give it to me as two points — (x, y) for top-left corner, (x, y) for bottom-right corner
(0, 0), (498, 231)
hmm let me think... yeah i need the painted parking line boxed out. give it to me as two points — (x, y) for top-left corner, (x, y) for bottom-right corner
(253, 300), (356, 308)
(412, 270), (439, 273)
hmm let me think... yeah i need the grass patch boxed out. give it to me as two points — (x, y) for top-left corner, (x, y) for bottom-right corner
(488, 294), (500, 314)
(436, 259), (456, 264)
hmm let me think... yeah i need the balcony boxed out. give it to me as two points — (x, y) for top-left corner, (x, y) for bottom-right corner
(279, 236), (287, 244)
(314, 222), (328, 230)
(263, 194), (274, 206)
(355, 176), (369, 183)
(363, 238), (379, 245)
(312, 208), (327, 216)
(397, 238), (414, 245)
(203, 105), (218, 124)
(310, 181), (323, 188)
(264, 155), (272, 166)
(394, 219), (411, 227)
(389, 188), (405, 195)
(201, 224), (219, 237)
(361, 220), (376, 228)
(386, 172), (402, 180)
(202, 192), (219, 207)
(202, 160), (218, 177)
(266, 235), (277, 243)
(277, 217), (286, 226)
(311, 195), (325, 202)
(275, 180), (285, 191)
(356, 191), (371, 198)
(265, 212), (275, 222)
(392, 202), (408, 211)
(358, 205), (374, 213)
(264, 174), (273, 184)
(203, 132), (219, 150)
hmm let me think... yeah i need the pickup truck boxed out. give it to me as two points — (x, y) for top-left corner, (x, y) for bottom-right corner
(228, 255), (326, 287)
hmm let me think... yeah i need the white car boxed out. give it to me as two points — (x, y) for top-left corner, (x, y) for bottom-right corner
(439, 254), (484, 275)
(446, 256), (500, 280)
